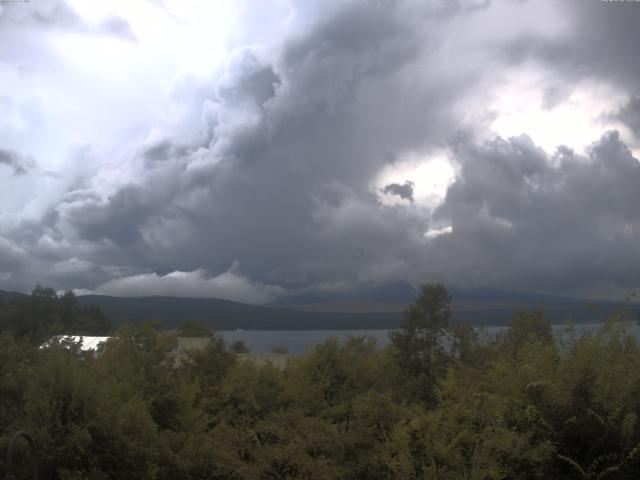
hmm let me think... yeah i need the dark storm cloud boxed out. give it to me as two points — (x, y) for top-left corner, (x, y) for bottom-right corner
(51, 0), (452, 293)
(217, 52), (280, 107)
(430, 131), (640, 293)
(3, 0), (640, 301)
(57, 181), (180, 251)
(46, 0), (640, 299)
(0, 228), (121, 294)
(382, 181), (415, 202)
(0, 235), (30, 274)
(504, 1), (640, 90)
(0, 148), (35, 175)
(617, 97), (640, 137)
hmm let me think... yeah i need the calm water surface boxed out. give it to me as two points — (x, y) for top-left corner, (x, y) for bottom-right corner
(219, 323), (640, 356)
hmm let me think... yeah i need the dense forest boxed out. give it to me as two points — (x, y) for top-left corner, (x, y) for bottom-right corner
(1, 284), (640, 479)
(0, 286), (112, 342)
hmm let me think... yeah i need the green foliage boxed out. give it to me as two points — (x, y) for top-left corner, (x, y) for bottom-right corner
(3, 284), (640, 478)
(503, 308), (553, 351)
(231, 339), (250, 353)
(0, 287), (111, 343)
(389, 282), (452, 405)
(178, 320), (212, 337)
(448, 323), (481, 365)
(179, 335), (236, 393)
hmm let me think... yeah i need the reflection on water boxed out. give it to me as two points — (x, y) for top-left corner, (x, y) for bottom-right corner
(219, 322), (640, 356)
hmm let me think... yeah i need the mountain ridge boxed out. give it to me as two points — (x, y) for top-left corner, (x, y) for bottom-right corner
(1, 287), (637, 330)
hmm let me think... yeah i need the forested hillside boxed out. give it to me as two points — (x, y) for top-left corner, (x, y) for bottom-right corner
(3, 286), (636, 332)
(1, 284), (640, 479)
(0, 286), (111, 343)
(75, 289), (640, 329)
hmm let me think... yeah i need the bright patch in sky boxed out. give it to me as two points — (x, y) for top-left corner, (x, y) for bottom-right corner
(424, 225), (452, 239)
(375, 151), (457, 208)
(67, 0), (234, 77)
(489, 65), (630, 154)
(0, 0), (237, 225)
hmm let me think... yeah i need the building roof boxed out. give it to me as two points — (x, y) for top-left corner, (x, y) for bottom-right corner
(41, 335), (111, 351)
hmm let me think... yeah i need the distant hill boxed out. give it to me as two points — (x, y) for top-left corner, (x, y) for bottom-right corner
(76, 288), (639, 330)
(0, 289), (28, 302)
(2, 287), (637, 330)
(280, 286), (639, 327)
(275, 281), (418, 305)
(75, 295), (402, 330)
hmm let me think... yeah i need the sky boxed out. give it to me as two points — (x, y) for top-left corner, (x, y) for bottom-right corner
(1, 0), (640, 303)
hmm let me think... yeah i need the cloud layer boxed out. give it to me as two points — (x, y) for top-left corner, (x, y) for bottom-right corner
(95, 262), (285, 304)
(1, 0), (639, 302)
(431, 131), (640, 296)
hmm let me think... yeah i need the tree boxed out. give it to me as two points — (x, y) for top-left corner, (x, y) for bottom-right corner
(179, 320), (212, 337)
(389, 283), (451, 405)
(231, 340), (250, 354)
(503, 308), (552, 352)
(0, 286), (111, 342)
(31, 285), (57, 299)
(448, 323), (480, 366)
(180, 335), (236, 396)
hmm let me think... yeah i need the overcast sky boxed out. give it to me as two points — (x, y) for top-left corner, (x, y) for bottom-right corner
(1, 0), (640, 303)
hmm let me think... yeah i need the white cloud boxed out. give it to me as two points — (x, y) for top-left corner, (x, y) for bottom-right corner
(487, 64), (631, 154)
(424, 226), (452, 239)
(94, 261), (285, 304)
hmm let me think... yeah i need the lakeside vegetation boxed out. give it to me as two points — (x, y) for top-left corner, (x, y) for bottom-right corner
(1, 285), (640, 479)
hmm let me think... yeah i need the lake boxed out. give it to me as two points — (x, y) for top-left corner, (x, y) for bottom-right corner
(218, 322), (640, 356)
